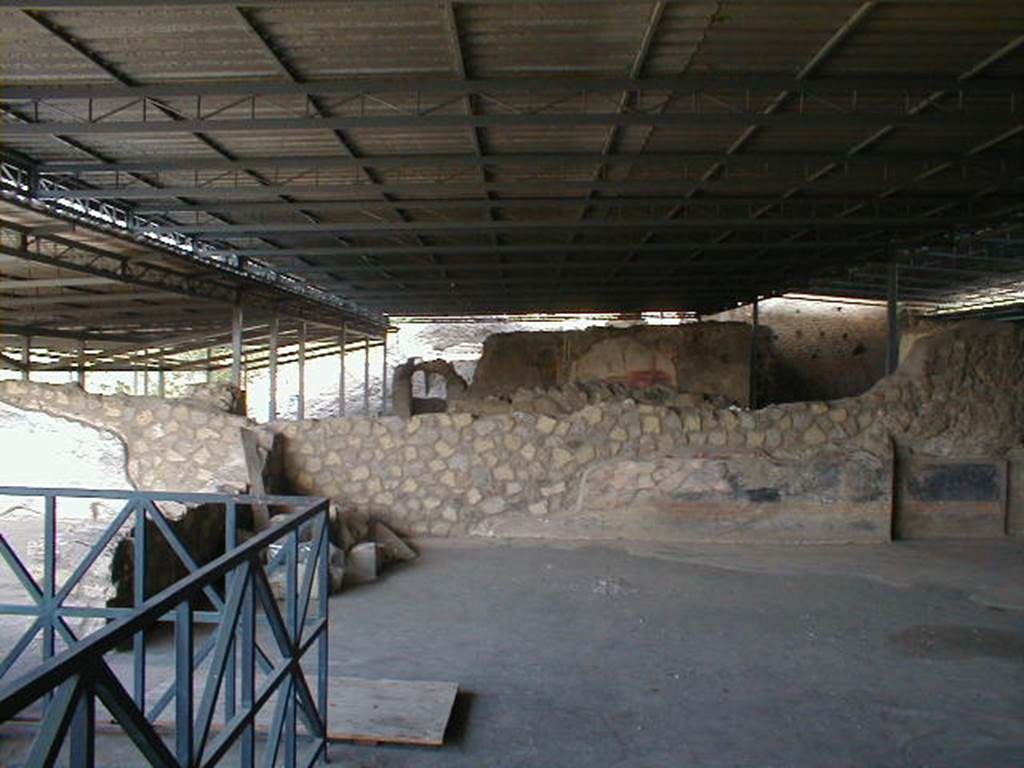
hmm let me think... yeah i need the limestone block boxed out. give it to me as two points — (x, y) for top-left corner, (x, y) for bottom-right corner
(494, 465), (515, 481)
(803, 426), (827, 446)
(351, 466), (370, 481)
(642, 416), (661, 435)
(436, 441), (455, 458)
(551, 448), (574, 469)
(610, 427), (628, 441)
(428, 458), (446, 472)
(541, 481), (567, 497)
(528, 500), (549, 517)
(466, 488), (483, 505)
(480, 497), (506, 516)
(536, 415), (557, 434)
(520, 443), (537, 461)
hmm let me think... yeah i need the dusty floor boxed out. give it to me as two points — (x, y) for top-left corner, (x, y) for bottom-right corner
(325, 538), (1024, 768)
(1, 537), (1023, 766)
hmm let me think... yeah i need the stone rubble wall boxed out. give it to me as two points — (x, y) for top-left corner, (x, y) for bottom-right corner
(0, 321), (1020, 542)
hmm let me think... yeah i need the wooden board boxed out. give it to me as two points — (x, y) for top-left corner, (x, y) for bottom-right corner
(327, 676), (458, 746)
(6, 676), (460, 749)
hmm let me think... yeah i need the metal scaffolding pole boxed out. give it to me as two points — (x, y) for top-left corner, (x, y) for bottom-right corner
(205, 347), (212, 383)
(143, 349), (149, 395)
(338, 323), (347, 417)
(157, 358), (165, 398)
(363, 338), (370, 416)
(20, 336), (30, 381)
(886, 263), (901, 374)
(231, 302), (244, 388)
(267, 315), (279, 421)
(380, 330), (388, 415)
(297, 321), (307, 420)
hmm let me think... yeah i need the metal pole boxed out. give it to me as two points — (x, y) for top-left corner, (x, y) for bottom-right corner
(749, 299), (759, 409)
(142, 349), (149, 395)
(297, 321), (307, 420)
(231, 302), (244, 388)
(363, 338), (370, 416)
(205, 347), (213, 383)
(380, 329), (388, 415)
(21, 336), (30, 381)
(268, 315), (279, 421)
(76, 339), (86, 388)
(338, 323), (347, 416)
(157, 351), (166, 398)
(886, 263), (900, 374)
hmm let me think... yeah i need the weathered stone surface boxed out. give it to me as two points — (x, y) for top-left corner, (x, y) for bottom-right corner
(0, 321), (1018, 544)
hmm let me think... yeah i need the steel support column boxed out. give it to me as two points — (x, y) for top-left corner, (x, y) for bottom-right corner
(231, 302), (243, 389)
(338, 323), (346, 417)
(886, 263), (901, 374)
(76, 339), (86, 389)
(380, 330), (388, 416)
(297, 322), (306, 420)
(267, 315), (279, 421)
(21, 336), (30, 381)
(363, 339), (370, 416)
(749, 299), (759, 409)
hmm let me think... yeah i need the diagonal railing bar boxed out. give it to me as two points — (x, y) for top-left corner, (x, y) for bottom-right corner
(295, 516), (327, 643)
(147, 629), (216, 722)
(263, 678), (290, 768)
(92, 662), (178, 768)
(0, 616), (46, 680)
(192, 561), (250, 766)
(142, 499), (225, 611)
(0, 487), (330, 768)
(51, 498), (137, 607)
(0, 534), (45, 604)
(252, 563), (325, 735)
(23, 674), (83, 767)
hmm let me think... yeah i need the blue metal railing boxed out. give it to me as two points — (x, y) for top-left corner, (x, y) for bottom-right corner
(0, 487), (331, 767)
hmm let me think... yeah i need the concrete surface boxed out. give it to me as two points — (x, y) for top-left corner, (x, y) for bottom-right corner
(324, 538), (1024, 767)
(1, 538), (1022, 767)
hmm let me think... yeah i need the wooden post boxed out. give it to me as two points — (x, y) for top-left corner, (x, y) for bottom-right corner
(268, 315), (279, 421)
(297, 321), (307, 420)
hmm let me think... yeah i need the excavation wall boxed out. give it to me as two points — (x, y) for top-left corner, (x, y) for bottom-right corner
(467, 322), (753, 405)
(0, 321), (1020, 543)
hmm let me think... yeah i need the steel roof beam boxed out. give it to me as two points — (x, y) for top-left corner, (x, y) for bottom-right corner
(37, 175), (1022, 201)
(127, 194), (1023, 217)
(2, 74), (1018, 102)
(35, 150), (1015, 175)
(214, 241), (936, 261)
(143, 214), (1019, 236)
(5, 112), (1019, 137)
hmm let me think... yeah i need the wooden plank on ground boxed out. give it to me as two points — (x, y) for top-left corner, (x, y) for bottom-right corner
(327, 676), (458, 746)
